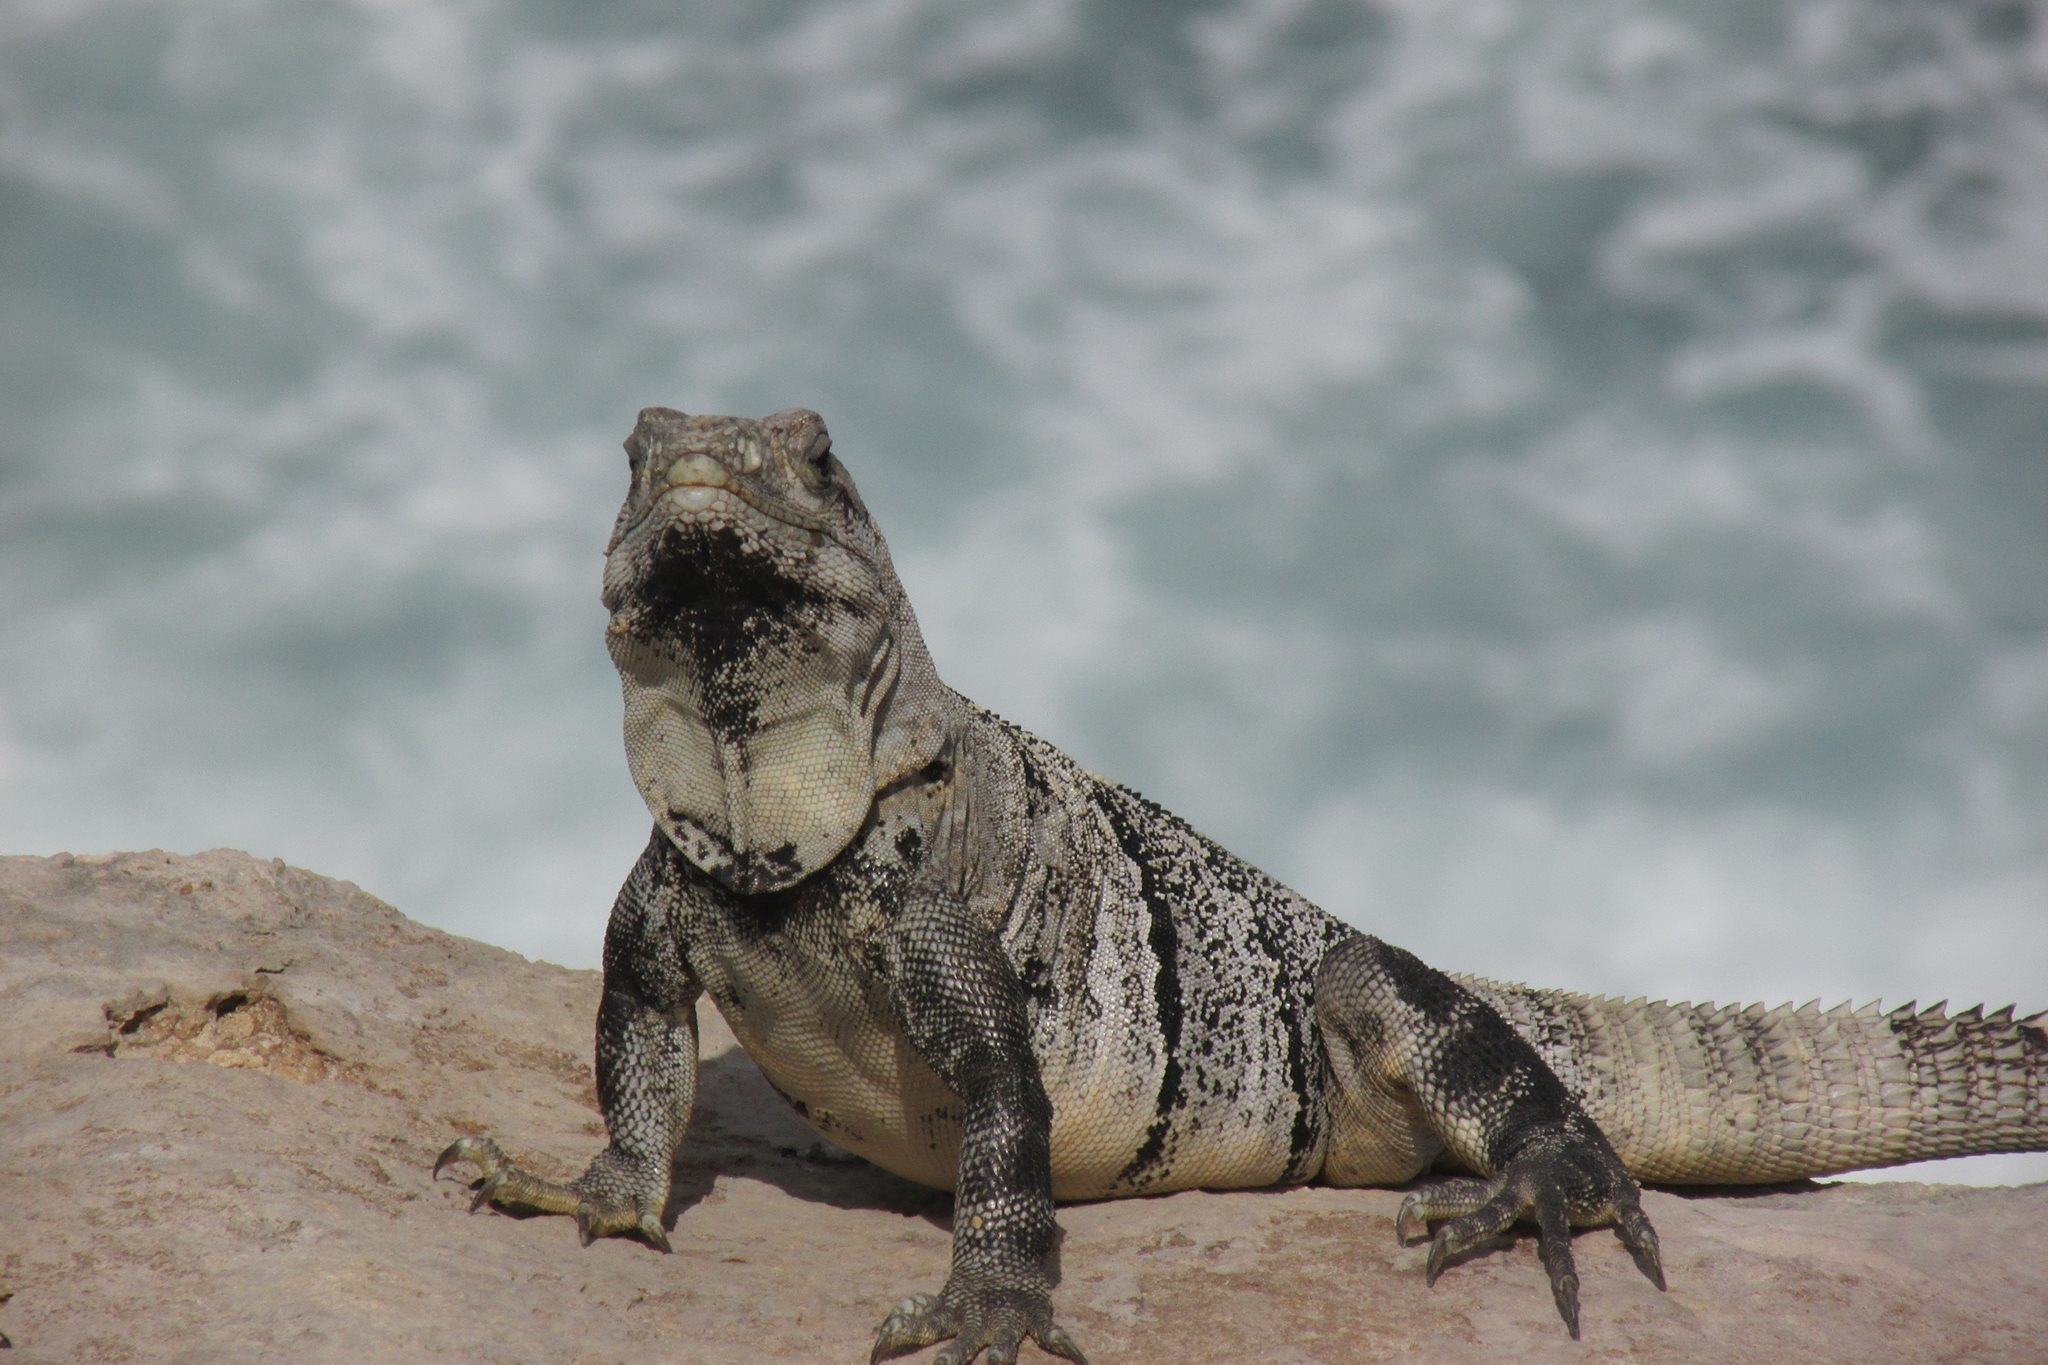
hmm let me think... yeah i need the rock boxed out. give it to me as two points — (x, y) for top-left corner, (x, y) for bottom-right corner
(0, 849), (2041, 1362)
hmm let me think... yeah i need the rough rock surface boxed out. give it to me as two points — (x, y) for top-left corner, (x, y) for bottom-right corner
(0, 849), (2041, 1363)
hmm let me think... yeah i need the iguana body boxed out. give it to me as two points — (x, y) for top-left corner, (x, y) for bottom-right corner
(439, 408), (2048, 1361)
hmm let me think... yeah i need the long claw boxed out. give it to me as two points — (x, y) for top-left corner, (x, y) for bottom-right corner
(1396, 1193), (1429, 1243)
(1425, 1229), (1450, 1287)
(1396, 1124), (1663, 1339)
(871, 1293), (949, 1364)
(1553, 1272), (1581, 1340)
(1534, 1191), (1580, 1337)
(435, 1135), (499, 1182)
(1618, 1207), (1665, 1291)
(637, 1211), (673, 1253)
(1039, 1323), (1088, 1364)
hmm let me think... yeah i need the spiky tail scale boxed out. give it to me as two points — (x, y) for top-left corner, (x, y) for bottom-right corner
(1463, 979), (2048, 1184)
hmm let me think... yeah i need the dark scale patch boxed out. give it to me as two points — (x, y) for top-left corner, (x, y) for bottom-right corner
(1413, 1011), (1512, 1106)
(667, 822), (733, 878)
(665, 793), (929, 958)
(1100, 798), (1186, 1189)
(1887, 1009), (1946, 1046)
(1322, 1003), (1384, 1062)
(604, 829), (705, 1011)
(1009, 725), (1060, 821)
(1885, 1007), (1960, 1133)
(714, 880), (811, 946)
(1368, 938), (1579, 1171)
(2021, 1017), (2048, 1058)
(629, 523), (853, 739)
(1377, 938), (1470, 1026)
(1282, 1029), (1320, 1177)
(1519, 992), (1575, 1058)
(727, 841), (804, 894)
(665, 811), (760, 890)
(1017, 955), (1055, 1006)
(1236, 896), (1318, 1178)
(978, 1095), (1055, 1212)
(1476, 1052), (1575, 1172)
(1078, 767), (1356, 1187)
(1245, 909), (1323, 1180)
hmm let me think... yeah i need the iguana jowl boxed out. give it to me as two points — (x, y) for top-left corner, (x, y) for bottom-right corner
(438, 407), (2048, 1361)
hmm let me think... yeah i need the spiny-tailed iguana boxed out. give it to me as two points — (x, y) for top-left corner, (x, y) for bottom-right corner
(438, 407), (2048, 1362)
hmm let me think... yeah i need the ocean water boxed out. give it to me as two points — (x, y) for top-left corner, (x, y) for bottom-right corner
(3, 0), (2045, 1181)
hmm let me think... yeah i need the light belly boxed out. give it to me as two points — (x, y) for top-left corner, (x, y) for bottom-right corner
(1041, 1071), (1309, 1200)
(705, 955), (965, 1192)
(702, 946), (1312, 1202)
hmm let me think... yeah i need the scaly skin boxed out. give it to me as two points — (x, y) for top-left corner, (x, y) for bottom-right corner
(436, 408), (2048, 1358)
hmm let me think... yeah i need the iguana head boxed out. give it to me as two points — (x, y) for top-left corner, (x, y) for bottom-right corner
(602, 407), (951, 893)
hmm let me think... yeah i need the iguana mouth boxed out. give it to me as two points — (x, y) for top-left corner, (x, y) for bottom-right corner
(614, 465), (827, 551)
(660, 479), (816, 527)
(663, 450), (825, 523)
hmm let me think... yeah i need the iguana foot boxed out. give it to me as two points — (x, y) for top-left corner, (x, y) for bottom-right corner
(1395, 1123), (1664, 1339)
(869, 1280), (1088, 1365)
(433, 1135), (672, 1252)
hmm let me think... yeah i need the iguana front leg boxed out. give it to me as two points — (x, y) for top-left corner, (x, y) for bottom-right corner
(869, 889), (1087, 1365)
(436, 842), (700, 1253)
(1315, 934), (1665, 1338)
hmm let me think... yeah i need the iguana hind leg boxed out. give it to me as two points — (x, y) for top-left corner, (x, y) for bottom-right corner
(1314, 933), (1664, 1338)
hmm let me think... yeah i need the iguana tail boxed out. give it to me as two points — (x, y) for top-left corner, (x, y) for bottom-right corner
(1465, 981), (2048, 1184)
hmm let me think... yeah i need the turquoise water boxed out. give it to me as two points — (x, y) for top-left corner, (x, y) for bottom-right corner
(4, 1), (2044, 1178)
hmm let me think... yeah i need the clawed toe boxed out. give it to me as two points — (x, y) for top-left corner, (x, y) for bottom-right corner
(872, 1294), (954, 1363)
(869, 1285), (1086, 1365)
(432, 1135), (673, 1251)
(1395, 1127), (1665, 1339)
(1617, 1205), (1665, 1290)
(1037, 1324), (1086, 1363)
(433, 1135), (504, 1183)
(644, 1214), (672, 1252)
(433, 1137), (521, 1216)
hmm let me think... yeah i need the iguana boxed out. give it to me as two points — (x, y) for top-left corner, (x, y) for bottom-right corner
(437, 407), (2048, 1362)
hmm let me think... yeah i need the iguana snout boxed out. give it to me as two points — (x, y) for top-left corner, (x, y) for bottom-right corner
(608, 406), (837, 557)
